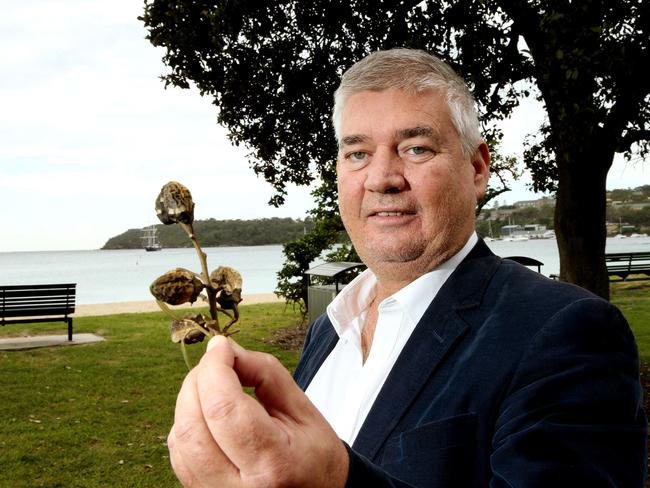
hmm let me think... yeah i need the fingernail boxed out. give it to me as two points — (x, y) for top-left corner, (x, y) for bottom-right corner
(207, 335), (227, 352)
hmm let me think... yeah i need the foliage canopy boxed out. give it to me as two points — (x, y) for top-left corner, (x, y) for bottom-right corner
(141, 0), (649, 302)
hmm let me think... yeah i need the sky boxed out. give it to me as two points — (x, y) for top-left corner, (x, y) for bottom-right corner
(1, 1), (647, 252)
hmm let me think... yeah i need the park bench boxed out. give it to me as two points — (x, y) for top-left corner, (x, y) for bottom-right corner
(0, 284), (76, 341)
(606, 252), (650, 282)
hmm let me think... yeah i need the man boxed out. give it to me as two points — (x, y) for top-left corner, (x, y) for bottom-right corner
(168, 49), (647, 487)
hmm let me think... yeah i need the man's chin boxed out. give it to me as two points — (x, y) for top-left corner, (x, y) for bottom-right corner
(360, 243), (425, 265)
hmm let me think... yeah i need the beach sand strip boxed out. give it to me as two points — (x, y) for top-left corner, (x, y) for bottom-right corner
(73, 293), (284, 317)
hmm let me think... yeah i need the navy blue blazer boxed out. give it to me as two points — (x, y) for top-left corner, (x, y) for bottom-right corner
(294, 239), (647, 487)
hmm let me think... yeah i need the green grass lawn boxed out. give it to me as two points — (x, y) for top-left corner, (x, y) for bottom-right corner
(0, 282), (648, 488)
(611, 280), (650, 361)
(0, 302), (304, 488)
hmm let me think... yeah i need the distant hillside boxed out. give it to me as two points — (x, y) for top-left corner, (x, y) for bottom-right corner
(101, 217), (315, 249)
(477, 185), (650, 237)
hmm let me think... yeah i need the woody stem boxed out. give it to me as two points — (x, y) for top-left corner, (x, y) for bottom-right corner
(180, 223), (221, 332)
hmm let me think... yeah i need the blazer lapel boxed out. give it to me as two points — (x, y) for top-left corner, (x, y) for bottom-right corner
(293, 316), (339, 390)
(352, 239), (500, 460)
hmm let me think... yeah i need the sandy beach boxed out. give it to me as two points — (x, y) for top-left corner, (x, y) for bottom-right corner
(72, 293), (284, 317)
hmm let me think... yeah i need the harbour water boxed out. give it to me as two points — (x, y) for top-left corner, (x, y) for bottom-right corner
(0, 245), (287, 305)
(1, 237), (648, 305)
(486, 235), (650, 278)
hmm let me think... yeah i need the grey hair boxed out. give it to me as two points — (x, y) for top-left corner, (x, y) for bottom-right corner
(332, 48), (482, 157)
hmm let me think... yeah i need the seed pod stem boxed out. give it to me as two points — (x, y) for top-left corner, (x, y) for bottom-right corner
(180, 222), (221, 332)
(180, 340), (192, 371)
(178, 323), (216, 370)
(156, 300), (180, 320)
(195, 321), (213, 338)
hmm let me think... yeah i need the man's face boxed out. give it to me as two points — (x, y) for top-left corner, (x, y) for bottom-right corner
(336, 88), (490, 281)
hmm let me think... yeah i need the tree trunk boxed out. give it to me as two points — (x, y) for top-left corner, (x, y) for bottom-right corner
(502, 0), (620, 300)
(554, 149), (610, 300)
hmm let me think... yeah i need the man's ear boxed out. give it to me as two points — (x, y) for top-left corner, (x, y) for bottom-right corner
(472, 142), (491, 200)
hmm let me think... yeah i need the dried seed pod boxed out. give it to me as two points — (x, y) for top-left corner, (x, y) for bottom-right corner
(150, 268), (204, 305)
(170, 318), (206, 344)
(155, 181), (195, 225)
(210, 266), (243, 328)
(210, 266), (243, 303)
(203, 318), (220, 334)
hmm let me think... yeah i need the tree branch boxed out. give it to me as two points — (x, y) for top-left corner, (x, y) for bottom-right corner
(615, 129), (650, 153)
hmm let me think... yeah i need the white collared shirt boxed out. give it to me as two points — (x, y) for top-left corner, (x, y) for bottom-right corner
(305, 233), (478, 444)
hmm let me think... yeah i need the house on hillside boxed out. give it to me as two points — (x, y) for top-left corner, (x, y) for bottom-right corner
(513, 197), (555, 209)
(501, 224), (548, 239)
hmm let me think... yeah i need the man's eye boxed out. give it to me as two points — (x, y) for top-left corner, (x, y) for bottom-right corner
(406, 146), (427, 155)
(349, 151), (367, 161)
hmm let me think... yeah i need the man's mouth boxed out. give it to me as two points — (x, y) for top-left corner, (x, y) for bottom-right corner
(369, 209), (417, 218)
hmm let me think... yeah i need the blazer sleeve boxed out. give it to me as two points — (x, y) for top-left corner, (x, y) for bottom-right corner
(344, 443), (416, 488)
(489, 297), (647, 487)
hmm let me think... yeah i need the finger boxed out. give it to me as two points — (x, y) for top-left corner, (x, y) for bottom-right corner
(197, 336), (288, 474)
(227, 338), (321, 423)
(171, 367), (240, 486)
(202, 337), (348, 487)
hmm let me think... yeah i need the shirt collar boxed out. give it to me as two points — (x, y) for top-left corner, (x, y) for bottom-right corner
(390, 232), (477, 325)
(326, 233), (478, 337)
(326, 268), (377, 336)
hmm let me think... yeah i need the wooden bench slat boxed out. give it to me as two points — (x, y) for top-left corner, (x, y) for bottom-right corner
(1, 317), (73, 325)
(3, 306), (74, 316)
(1, 283), (76, 290)
(1, 292), (74, 299)
(0, 297), (75, 307)
(2, 289), (75, 298)
(3, 300), (75, 307)
(0, 300), (74, 309)
(605, 252), (650, 259)
(608, 265), (650, 270)
(3, 294), (75, 300)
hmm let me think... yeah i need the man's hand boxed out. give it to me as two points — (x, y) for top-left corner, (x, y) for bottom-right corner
(168, 335), (349, 487)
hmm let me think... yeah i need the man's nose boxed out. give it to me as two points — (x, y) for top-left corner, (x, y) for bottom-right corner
(363, 148), (406, 193)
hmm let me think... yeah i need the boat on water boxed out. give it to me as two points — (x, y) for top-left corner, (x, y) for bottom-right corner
(503, 235), (530, 242)
(142, 225), (162, 252)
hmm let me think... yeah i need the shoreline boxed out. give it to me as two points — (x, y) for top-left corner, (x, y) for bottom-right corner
(72, 293), (284, 317)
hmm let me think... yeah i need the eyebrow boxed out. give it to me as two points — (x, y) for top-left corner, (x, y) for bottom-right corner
(396, 126), (435, 140)
(339, 134), (369, 148)
(338, 126), (440, 149)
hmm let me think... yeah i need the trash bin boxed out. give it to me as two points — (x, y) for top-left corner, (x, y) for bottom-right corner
(305, 261), (365, 324)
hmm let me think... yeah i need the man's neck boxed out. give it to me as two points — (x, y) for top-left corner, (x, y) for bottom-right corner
(359, 232), (478, 359)
(361, 296), (379, 362)
(370, 248), (459, 296)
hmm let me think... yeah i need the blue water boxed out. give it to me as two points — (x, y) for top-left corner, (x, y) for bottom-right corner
(485, 236), (650, 279)
(1, 238), (648, 304)
(0, 245), (287, 304)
